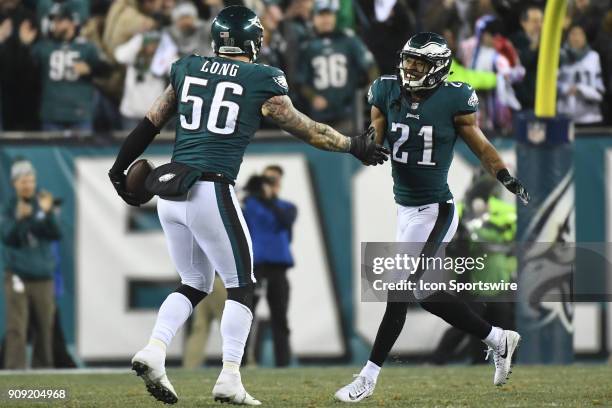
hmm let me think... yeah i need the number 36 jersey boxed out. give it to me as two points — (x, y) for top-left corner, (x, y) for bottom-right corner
(368, 75), (479, 207)
(170, 55), (289, 182)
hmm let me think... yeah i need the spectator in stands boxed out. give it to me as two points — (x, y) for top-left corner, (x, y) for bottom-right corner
(557, 24), (605, 126)
(594, 10), (612, 125)
(100, 0), (164, 114)
(258, 1), (286, 70)
(296, 0), (377, 132)
(37, 0), (89, 37)
(2, 159), (61, 369)
(418, 0), (459, 34)
(81, 0), (123, 132)
(243, 165), (297, 367)
(194, 0), (230, 21)
(104, 0), (164, 56)
(281, 0), (314, 89)
(354, 0), (416, 75)
(151, 0), (212, 79)
(161, 0), (177, 25)
(166, 1), (211, 56)
(569, 0), (602, 44)
(510, 5), (543, 112)
(460, 15), (524, 132)
(0, 0), (40, 131)
(444, 27), (497, 92)
(20, 3), (110, 133)
(115, 31), (166, 130)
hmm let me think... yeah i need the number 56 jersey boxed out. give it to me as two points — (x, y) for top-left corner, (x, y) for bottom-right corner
(170, 55), (289, 182)
(368, 76), (479, 207)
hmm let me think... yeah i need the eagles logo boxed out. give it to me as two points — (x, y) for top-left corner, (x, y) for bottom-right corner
(246, 16), (264, 30)
(468, 90), (479, 107)
(273, 75), (289, 91)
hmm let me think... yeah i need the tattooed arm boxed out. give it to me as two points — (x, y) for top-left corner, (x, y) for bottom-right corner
(262, 95), (389, 164)
(262, 95), (351, 151)
(146, 85), (177, 128)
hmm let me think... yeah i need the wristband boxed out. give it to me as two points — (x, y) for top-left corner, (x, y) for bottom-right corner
(496, 168), (512, 184)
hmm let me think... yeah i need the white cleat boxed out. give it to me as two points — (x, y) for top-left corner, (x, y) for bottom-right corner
(334, 375), (376, 403)
(131, 347), (178, 404)
(486, 330), (521, 386)
(212, 370), (261, 405)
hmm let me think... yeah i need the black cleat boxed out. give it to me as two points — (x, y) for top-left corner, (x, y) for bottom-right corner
(132, 361), (178, 404)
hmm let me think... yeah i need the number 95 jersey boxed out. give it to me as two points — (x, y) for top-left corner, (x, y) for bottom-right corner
(170, 55), (289, 182)
(368, 76), (479, 207)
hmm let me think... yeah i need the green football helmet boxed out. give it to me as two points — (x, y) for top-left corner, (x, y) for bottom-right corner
(211, 6), (264, 62)
(398, 32), (452, 91)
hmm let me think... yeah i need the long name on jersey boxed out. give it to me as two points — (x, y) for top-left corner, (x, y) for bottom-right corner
(170, 55), (289, 181)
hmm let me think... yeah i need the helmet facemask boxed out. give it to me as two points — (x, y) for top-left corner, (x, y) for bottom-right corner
(397, 49), (451, 92)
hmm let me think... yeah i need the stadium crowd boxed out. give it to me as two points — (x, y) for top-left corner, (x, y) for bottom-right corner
(0, 0), (610, 135)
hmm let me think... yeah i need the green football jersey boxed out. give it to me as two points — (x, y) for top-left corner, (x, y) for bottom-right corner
(32, 37), (105, 123)
(296, 29), (375, 122)
(170, 55), (288, 181)
(368, 75), (479, 206)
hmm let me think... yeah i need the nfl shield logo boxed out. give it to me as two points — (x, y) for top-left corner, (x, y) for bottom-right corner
(411, 102), (419, 110)
(527, 121), (546, 144)
(220, 32), (230, 38)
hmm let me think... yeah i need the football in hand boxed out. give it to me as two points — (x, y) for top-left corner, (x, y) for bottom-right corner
(125, 159), (155, 205)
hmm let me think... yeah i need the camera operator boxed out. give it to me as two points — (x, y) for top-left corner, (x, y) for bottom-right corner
(243, 165), (297, 367)
(1, 159), (61, 369)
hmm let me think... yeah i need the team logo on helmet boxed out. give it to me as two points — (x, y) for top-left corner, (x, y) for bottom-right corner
(211, 6), (264, 62)
(398, 32), (452, 92)
(246, 16), (264, 30)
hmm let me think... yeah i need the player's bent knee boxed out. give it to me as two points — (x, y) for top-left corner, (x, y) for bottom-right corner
(175, 284), (207, 308)
(227, 284), (255, 312)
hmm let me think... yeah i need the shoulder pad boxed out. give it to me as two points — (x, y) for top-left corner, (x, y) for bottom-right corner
(444, 80), (471, 89)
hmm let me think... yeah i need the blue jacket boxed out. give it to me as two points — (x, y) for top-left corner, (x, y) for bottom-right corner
(243, 196), (297, 267)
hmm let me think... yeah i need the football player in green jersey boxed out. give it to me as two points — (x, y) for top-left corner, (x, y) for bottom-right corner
(108, 6), (388, 406)
(335, 32), (530, 403)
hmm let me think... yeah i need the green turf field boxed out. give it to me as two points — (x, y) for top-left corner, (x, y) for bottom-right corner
(0, 365), (611, 407)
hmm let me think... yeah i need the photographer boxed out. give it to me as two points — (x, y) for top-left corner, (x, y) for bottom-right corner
(243, 165), (297, 367)
(1, 159), (61, 369)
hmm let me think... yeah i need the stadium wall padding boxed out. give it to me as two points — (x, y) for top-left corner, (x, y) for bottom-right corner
(0, 135), (610, 361)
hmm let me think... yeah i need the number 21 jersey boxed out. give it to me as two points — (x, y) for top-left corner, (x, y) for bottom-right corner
(170, 55), (288, 182)
(368, 75), (479, 206)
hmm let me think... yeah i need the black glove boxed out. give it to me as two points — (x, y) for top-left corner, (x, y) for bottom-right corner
(108, 170), (141, 207)
(349, 127), (390, 165)
(497, 169), (530, 205)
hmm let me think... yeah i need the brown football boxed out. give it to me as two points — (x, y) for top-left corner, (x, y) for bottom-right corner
(125, 159), (155, 204)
